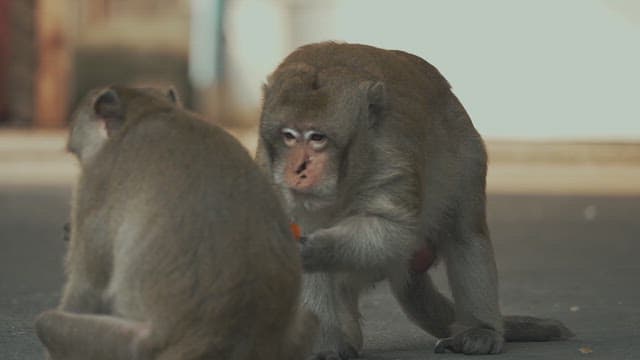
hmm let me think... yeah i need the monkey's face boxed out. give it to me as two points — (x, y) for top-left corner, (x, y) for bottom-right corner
(260, 65), (385, 209)
(275, 126), (336, 196)
(261, 98), (352, 204)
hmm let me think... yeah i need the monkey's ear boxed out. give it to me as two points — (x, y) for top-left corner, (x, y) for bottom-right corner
(93, 88), (124, 137)
(361, 81), (386, 127)
(166, 87), (182, 107)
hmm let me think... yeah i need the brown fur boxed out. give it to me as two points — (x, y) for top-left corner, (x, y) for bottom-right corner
(35, 86), (316, 360)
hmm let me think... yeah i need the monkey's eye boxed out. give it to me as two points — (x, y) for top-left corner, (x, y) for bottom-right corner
(309, 133), (326, 142)
(307, 132), (328, 150)
(281, 128), (299, 147)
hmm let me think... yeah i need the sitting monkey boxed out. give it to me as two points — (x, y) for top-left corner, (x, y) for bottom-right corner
(36, 86), (315, 360)
(256, 42), (573, 359)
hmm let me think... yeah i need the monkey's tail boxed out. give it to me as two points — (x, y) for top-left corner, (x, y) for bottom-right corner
(503, 315), (575, 342)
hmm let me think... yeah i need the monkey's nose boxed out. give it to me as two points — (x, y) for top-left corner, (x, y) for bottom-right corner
(295, 159), (309, 174)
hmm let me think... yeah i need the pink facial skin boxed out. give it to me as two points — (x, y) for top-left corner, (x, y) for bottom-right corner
(284, 145), (328, 192)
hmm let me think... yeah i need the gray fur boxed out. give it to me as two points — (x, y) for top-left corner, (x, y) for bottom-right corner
(257, 42), (572, 358)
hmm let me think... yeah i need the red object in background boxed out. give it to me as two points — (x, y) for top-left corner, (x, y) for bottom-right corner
(0, 0), (10, 121)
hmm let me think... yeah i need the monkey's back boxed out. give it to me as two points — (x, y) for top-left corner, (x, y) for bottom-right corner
(83, 108), (301, 357)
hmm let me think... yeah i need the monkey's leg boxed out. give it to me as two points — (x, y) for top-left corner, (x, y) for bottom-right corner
(35, 310), (152, 360)
(333, 275), (367, 359)
(303, 274), (361, 360)
(439, 230), (505, 355)
(388, 267), (574, 348)
(58, 273), (108, 314)
(387, 268), (455, 339)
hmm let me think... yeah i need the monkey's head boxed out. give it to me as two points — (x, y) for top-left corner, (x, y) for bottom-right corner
(67, 86), (180, 167)
(260, 64), (385, 206)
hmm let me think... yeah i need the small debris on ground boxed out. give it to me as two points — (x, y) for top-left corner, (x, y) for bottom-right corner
(578, 346), (593, 354)
(583, 205), (597, 221)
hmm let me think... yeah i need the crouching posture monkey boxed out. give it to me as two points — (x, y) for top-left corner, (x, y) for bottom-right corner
(256, 42), (574, 359)
(35, 86), (315, 360)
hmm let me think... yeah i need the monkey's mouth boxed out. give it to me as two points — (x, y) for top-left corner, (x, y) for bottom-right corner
(289, 177), (313, 193)
(283, 151), (332, 196)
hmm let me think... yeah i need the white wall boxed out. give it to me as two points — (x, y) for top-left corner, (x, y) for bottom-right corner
(224, 0), (640, 139)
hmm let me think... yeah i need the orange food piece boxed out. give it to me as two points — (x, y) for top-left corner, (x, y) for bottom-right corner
(290, 223), (302, 241)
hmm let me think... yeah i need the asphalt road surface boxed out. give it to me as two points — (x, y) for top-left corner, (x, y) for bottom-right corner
(1, 185), (638, 359)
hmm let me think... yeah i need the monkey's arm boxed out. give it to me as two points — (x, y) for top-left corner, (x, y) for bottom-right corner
(300, 181), (420, 273)
(59, 219), (112, 314)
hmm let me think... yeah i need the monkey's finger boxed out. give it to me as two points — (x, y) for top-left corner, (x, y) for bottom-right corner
(63, 222), (70, 242)
(434, 337), (454, 353)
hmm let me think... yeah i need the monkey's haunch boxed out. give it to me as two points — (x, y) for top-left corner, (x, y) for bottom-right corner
(411, 246), (435, 273)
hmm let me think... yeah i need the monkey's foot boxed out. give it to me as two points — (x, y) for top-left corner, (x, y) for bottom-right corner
(434, 327), (504, 355)
(308, 344), (359, 360)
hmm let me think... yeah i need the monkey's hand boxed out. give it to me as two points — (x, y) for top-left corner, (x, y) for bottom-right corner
(63, 222), (70, 242)
(298, 233), (335, 272)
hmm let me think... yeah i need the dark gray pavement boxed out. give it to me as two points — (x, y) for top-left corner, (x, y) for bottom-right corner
(1, 186), (638, 359)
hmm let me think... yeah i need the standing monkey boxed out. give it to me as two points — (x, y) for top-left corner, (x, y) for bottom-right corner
(36, 86), (315, 360)
(256, 42), (573, 359)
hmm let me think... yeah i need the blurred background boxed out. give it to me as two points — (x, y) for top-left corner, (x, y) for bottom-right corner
(2, 0), (640, 134)
(0, 0), (639, 191)
(1, 2), (640, 359)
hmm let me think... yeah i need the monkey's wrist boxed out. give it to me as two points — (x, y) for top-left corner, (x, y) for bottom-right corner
(299, 234), (331, 272)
